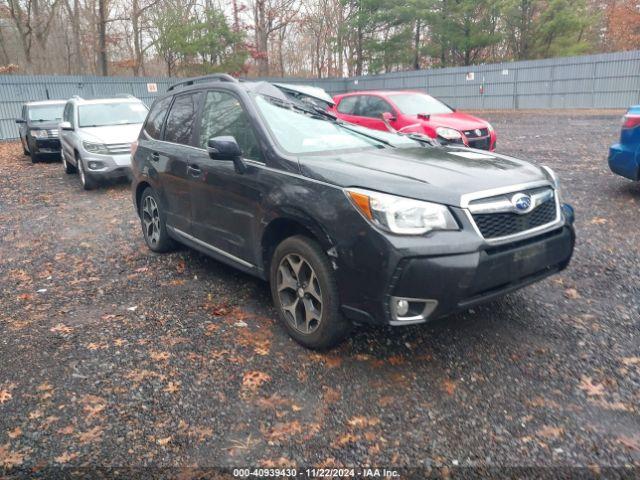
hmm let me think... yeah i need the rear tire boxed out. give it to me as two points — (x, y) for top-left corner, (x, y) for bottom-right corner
(270, 235), (351, 350)
(139, 187), (175, 253)
(77, 155), (97, 190)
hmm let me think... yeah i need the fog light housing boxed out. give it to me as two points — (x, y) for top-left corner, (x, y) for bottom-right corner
(88, 161), (104, 170)
(396, 299), (409, 316)
(390, 296), (438, 325)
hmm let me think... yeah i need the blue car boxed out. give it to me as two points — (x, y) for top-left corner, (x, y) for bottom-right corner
(609, 105), (640, 181)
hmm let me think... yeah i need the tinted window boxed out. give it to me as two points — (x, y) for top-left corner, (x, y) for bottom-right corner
(164, 93), (201, 145)
(337, 96), (358, 114)
(358, 96), (393, 118)
(144, 96), (172, 139)
(198, 91), (261, 160)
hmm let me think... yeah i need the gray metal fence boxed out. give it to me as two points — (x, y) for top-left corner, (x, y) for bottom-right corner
(1, 50), (639, 141)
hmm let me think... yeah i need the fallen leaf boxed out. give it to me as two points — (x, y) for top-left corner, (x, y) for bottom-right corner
(78, 426), (103, 444)
(157, 436), (172, 446)
(264, 421), (303, 441)
(578, 376), (605, 396)
(537, 426), (564, 438)
(0, 390), (12, 404)
(150, 351), (171, 362)
(7, 427), (22, 439)
(564, 288), (580, 299)
(163, 381), (181, 394)
(242, 371), (271, 391)
(618, 435), (640, 451)
(442, 379), (457, 396)
(54, 451), (77, 463)
(0, 443), (27, 468)
(347, 416), (380, 428)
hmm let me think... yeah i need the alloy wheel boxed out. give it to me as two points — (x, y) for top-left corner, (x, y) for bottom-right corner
(142, 196), (161, 246)
(276, 253), (323, 334)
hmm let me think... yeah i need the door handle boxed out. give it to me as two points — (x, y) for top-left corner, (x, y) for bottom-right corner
(187, 164), (201, 176)
(151, 152), (160, 161)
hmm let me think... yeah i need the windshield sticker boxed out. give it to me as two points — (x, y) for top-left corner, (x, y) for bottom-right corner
(448, 151), (495, 160)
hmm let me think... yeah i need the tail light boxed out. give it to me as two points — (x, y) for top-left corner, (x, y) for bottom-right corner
(131, 140), (138, 156)
(622, 114), (640, 129)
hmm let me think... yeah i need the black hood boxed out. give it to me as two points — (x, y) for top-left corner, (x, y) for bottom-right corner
(28, 120), (60, 130)
(299, 145), (549, 207)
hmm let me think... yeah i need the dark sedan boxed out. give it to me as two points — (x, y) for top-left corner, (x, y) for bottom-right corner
(16, 100), (66, 163)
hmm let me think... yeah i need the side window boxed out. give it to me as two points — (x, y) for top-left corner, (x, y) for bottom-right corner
(144, 96), (172, 139)
(63, 104), (69, 122)
(197, 91), (262, 160)
(358, 96), (394, 118)
(337, 96), (358, 115)
(163, 92), (201, 145)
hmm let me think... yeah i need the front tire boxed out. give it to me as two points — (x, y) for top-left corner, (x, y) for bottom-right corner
(62, 151), (76, 174)
(270, 235), (350, 349)
(139, 187), (175, 253)
(77, 155), (97, 190)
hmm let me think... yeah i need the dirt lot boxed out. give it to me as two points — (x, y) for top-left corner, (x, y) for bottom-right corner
(1, 111), (639, 475)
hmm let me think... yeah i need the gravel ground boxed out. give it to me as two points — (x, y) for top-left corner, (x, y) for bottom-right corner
(0, 111), (639, 477)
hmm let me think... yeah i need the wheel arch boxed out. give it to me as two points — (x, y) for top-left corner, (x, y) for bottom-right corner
(260, 212), (337, 276)
(134, 180), (153, 215)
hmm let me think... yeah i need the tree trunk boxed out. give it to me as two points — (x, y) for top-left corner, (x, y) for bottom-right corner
(98, 0), (108, 75)
(413, 19), (421, 70)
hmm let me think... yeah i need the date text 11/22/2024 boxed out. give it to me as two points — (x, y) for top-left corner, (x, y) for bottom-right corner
(233, 468), (401, 477)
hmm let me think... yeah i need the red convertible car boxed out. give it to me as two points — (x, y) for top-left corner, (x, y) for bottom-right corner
(331, 90), (496, 151)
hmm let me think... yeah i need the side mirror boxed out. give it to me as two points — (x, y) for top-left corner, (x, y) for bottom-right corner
(15, 118), (25, 124)
(207, 136), (246, 173)
(381, 112), (396, 122)
(59, 121), (73, 131)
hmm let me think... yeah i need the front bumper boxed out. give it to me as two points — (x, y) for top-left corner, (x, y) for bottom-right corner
(32, 138), (61, 154)
(82, 153), (132, 180)
(609, 143), (639, 181)
(338, 209), (575, 326)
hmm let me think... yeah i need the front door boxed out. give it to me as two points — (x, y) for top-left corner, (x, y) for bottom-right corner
(189, 90), (266, 264)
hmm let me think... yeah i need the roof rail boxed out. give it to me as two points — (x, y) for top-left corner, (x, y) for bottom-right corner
(167, 73), (238, 92)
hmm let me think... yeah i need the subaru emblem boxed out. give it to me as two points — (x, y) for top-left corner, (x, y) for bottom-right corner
(511, 193), (532, 212)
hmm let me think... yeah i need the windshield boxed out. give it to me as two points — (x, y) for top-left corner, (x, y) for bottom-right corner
(78, 102), (148, 127)
(389, 93), (453, 115)
(254, 95), (415, 154)
(28, 105), (64, 122)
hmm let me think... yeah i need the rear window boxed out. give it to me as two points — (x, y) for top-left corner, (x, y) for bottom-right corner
(144, 96), (172, 139)
(163, 92), (202, 145)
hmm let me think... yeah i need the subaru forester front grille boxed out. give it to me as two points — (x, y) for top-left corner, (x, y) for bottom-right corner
(468, 187), (559, 240)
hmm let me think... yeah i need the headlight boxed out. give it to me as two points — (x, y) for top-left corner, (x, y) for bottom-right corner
(346, 188), (458, 235)
(435, 127), (462, 141)
(31, 129), (48, 138)
(541, 165), (563, 203)
(82, 141), (109, 154)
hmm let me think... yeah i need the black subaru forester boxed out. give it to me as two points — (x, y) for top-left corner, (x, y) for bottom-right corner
(131, 74), (575, 349)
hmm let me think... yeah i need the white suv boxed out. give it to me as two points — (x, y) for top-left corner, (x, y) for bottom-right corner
(59, 96), (148, 190)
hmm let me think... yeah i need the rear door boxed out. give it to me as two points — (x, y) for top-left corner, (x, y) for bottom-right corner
(335, 95), (364, 125)
(188, 89), (266, 265)
(154, 91), (203, 235)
